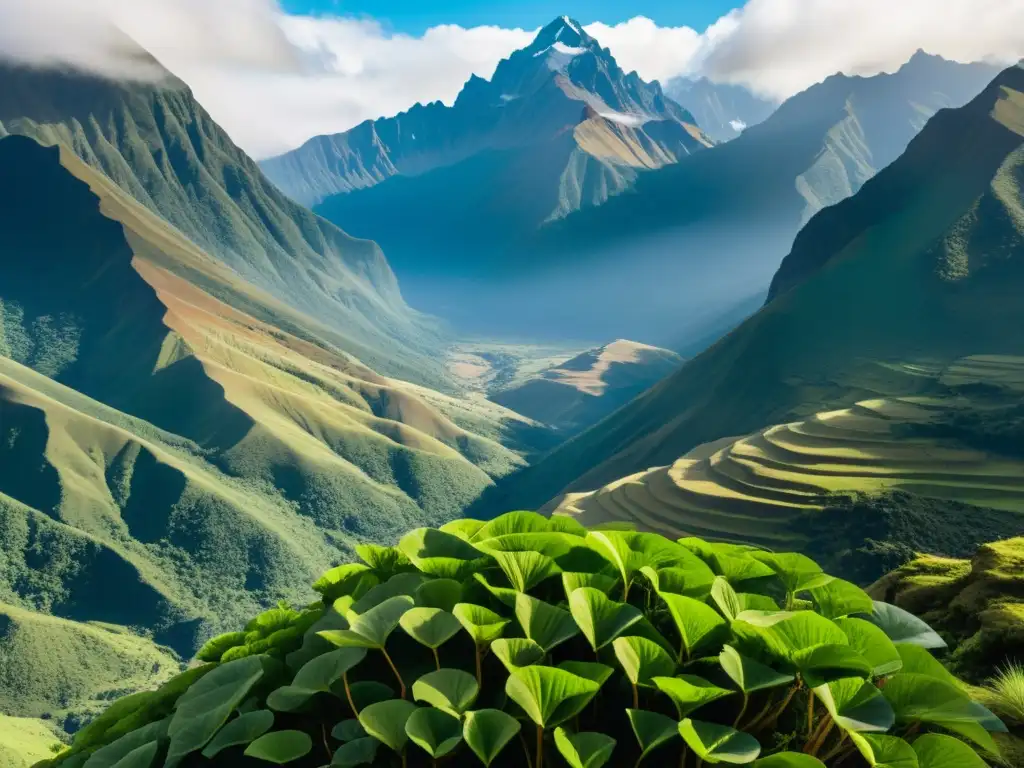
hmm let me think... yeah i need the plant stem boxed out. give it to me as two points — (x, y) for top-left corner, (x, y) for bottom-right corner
(806, 689), (814, 736)
(806, 715), (833, 755)
(342, 671), (358, 716)
(321, 723), (331, 759)
(536, 724), (544, 768)
(432, 647), (441, 671)
(475, 646), (483, 687)
(734, 693), (749, 728)
(381, 647), (406, 699)
(820, 733), (849, 762)
(518, 732), (534, 768)
(632, 683), (640, 710)
(743, 692), (775, 731)
(754, 684), (798, 731)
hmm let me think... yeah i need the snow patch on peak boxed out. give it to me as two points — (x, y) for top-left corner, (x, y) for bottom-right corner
(729, 119), (747, 132)
(598, 110), (649, 127)
(552, 41), (586, 55)
(561, 15), (583, 35)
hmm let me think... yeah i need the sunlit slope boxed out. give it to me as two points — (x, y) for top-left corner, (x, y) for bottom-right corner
(551, 357), (1024, 548)
(0, 717), (60, 768)
(0, 136), (542, 657)
(0, 602), (179, 724)
(483, 63), (1024, 514)
(0, 61), (444, 387)
(492, 339), (683, 433)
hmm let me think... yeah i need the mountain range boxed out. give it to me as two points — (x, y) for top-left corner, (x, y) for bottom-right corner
(478, 61), (1024, 521)
(662, 76), (778, 142)
(262, 16), (710, 211)
(299, 48), (999, 345)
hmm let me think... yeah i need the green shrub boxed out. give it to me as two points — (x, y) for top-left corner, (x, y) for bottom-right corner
(37, 512), (1008, 768)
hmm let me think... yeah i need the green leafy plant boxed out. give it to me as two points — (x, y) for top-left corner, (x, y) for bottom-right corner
(35, 513), (1008, 768)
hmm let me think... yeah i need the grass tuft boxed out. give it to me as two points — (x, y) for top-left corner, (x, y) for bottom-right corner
(987, 661), (1024, 725)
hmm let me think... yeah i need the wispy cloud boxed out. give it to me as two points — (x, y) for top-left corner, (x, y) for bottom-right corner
(0, 0), (1021, 158)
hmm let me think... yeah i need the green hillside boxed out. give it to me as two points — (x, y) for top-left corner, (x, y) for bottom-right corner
(0, 717), (61, 768)
(0, 62), (445, 389)
(480, 63), (1024, 516)
(0, 131), (551, 683)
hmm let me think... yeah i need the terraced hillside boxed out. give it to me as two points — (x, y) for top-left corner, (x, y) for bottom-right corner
(0, 133), (547, 670)
(551, 356), (1024, 549)
(480, 62), (1024, 517)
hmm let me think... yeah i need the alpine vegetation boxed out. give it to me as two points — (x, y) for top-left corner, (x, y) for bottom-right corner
(34, 512), (1006, 768)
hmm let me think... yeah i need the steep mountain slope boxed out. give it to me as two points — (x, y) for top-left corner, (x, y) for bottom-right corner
(264, 16), (709, 208)
(0, 61), (444, 388)
(491, 339), (682, 434)
(477, 62), (1024, 517)
(0, 134), (546, 669)
(321, 52), (997, 344)
(663, 76), (777, 142)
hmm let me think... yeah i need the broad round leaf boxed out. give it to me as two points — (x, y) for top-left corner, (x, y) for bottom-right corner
(659, 591), (729, 661)
(107, 742), (157, 768)
(82, 717), (169, 768)
(653, 675), (734, 717)
(893, 644), (956, 684)
(794, 643), (874, 687)
(505, 665), (601, 728)
(355, 544), (411, 576)
(678, 719), (761, 764)
(912, 733), (987, 768)
(165, 656), (265, 765)
(351, 572), (424, 613)
(711, 553), (776, 586)
(849, 733), (919, 768)
(562, 572), (618, 600)
(569, 587), (644, 651)
(293, 647), (367, 690)
(400, 607), (462, 649)
(549, 514), (588, 536)
(614, 636), (676, 686)
(870, 602), (947, 650)
(412, 669), (479, 715)
(319, 595), (414, 649)
(833, 617), (903, 678)
(399, 528), (487, 579)
(488, 550), (562, 592)
(558, 661), (615, 687)
(711, 577), (743, 621)
(439, 518), (486, 540)
(753, 754), (826, 767)
(813, 677), (895, 733)
(405, 708), (463, 758)
(626, 709), (678, 760)
(452, 603), (509, 647)
(474, 573), (518, 607)
(415, 579), (462, 611)
(473, 510), (552, 539)
(750, 552), (831, 594)
(553, 727), (617, 768)
(330, 737), (378, 767)
(314, 564), (379, 603)
(348, 681), (395, 711)
(331, 720), (365, 743)
(243, 731), (312, 764)
(641, 564), (715, 598)
(810, 578), (873, 619)
(720, 645), (793, 693)
(357, 700), (419, 753)
(586, 531), (713, 589)
(202, 710), (274, 758)
(515, 593), (580, 652)
(492, 638), (545, 671)
(463, 709), (521, 767)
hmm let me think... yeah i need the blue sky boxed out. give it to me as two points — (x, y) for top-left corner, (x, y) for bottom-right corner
(279, 0), (741, 34)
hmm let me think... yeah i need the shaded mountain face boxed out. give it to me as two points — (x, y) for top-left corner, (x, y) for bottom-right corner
(263, 16), (710, 208)
(0, 134), (550, 669)
(663, 76), (778, 142)
(315, 51), (998, 347)
(0, 61), (446, 388)
(490, 339), (682, 435)
(475, 62), (1024, 516)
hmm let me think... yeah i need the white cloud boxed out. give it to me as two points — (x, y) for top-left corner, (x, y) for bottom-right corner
(0, 0), (1022, 158)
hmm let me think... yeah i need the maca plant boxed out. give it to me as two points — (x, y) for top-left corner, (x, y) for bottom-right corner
(37, 513), (1009, 768)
